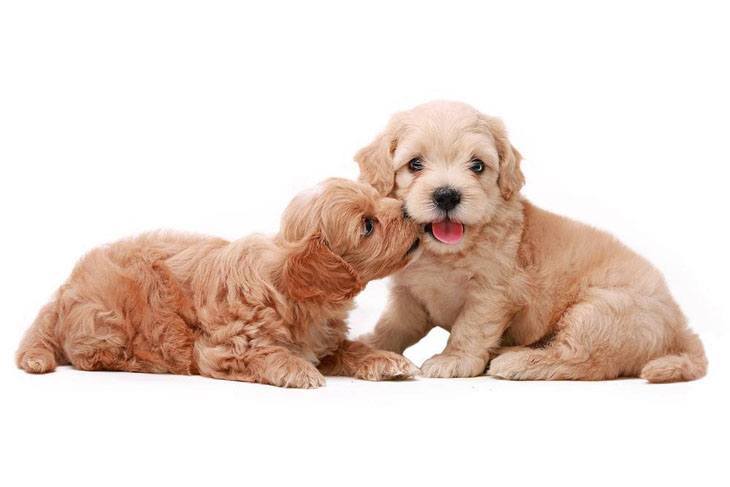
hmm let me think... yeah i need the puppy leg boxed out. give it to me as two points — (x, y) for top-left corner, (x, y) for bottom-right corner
(421, 295), (510, 378)
(359, 286), (433, 353)
(17, 302), (62, 373)
(489, 290), (667, 380)
(61, 299), (148, 373)
(194, 330), (325, 388)
(488, 345), (604, 380)
(63, 294), (197, 374)
(318, 340), (419, 381)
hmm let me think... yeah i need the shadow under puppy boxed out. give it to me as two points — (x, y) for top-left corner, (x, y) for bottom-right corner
(356, 100), (707, 383)
(17, 178), (421, 388)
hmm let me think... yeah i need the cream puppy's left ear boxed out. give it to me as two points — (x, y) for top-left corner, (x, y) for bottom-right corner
(482, 116), (525, 200)
(354, 114), (404, 196)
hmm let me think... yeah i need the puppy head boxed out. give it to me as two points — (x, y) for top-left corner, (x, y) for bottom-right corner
(278, 178), (421, 303)
(355, 101), (523, 255)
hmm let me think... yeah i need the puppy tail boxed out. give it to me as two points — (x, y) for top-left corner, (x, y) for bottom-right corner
(640, 331), (708, 383)
(16, 300), (62, 374)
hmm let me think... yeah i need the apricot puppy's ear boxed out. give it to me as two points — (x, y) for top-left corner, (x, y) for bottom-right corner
(483, 116), (525, 200)
(355, 114), (404, 196)
(279, 234), (363, 304)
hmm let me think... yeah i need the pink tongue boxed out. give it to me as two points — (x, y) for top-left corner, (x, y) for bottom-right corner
(431, 220), (464, 244)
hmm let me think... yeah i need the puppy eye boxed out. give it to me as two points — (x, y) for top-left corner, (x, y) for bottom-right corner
(362, 217), (375, 237)
(408, 158), (424, 172)
(469, 159), (485, 174)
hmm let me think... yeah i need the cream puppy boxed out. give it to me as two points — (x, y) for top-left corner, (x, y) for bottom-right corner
(355, 101), (707, 382)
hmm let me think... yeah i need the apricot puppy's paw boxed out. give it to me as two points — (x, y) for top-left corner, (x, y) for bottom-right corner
(267, 356), (326, 389)
(17, 349), (56, 374)
(421, 352), (486, 378)
(354, 351), (419, 381)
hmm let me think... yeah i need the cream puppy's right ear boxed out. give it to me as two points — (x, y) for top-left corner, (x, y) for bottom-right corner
(355, 114), (404, 196)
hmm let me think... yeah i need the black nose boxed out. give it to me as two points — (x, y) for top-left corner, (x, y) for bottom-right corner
(432, 186), (461, 211)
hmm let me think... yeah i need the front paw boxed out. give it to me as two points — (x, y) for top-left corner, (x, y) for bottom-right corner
(420, 352), (486, 378)
(354, 351), (419, 381)
(267, 357), (326, 389)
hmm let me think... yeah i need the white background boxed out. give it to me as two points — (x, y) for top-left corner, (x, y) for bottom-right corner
(1, 1), (728, 486)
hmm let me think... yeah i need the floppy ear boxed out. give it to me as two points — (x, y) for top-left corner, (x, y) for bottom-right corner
(278, 234), (363, 304)
(484, 116), (525, 200)
(498, 142), (524, 200)
(354, 115), (404, 196)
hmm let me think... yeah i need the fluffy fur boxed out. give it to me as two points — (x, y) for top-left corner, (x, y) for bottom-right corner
(16, 178), (421, 388)
(356, 100), (707, 383)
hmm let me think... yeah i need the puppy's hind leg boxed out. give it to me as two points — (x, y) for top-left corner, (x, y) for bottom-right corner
(17, 301), (62, 374)
(489, 294), (639, 381)
(488, 344), (607, 381)
(63, 302), (137, 373)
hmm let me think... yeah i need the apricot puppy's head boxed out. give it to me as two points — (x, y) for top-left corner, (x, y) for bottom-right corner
(355, 100), (524, 255)
(278, 178), (421, 303)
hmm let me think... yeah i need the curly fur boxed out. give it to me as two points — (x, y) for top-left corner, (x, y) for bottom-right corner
(16, 178), (421, 388)
(356, 101), (707, 383)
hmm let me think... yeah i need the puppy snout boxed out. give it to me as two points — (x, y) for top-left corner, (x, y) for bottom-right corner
(432, 186), (461, 212)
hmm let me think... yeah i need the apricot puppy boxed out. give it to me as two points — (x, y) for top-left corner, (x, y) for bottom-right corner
(17, 178), (421, 388)
(356, 101), (707, 383)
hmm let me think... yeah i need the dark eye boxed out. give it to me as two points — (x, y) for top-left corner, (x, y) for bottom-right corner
(362, 217), (375, 237)
(408, 158), (424, 172)
(469, 159), (485, 173)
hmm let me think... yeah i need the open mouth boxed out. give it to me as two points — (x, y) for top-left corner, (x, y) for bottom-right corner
(424, 220), (464, 245)
(406, 238), (421, 256)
